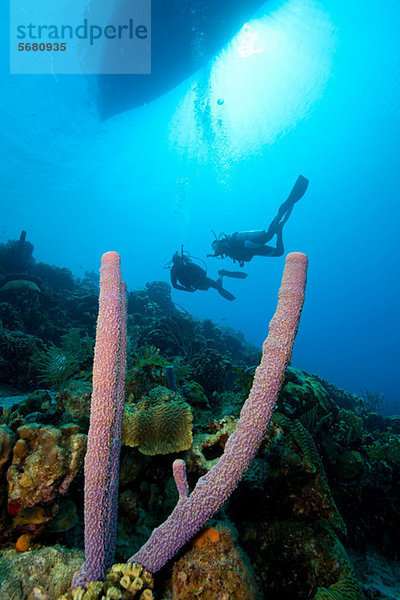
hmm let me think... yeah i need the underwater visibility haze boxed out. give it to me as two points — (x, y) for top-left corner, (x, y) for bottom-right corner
(1, 0), (400, 598)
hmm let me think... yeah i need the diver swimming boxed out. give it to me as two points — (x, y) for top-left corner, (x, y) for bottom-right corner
(168, 248), (247, 301)
(208, 175), (309, 267)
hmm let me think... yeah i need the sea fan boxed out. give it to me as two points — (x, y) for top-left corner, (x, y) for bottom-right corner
(34, 344), (80, 389)
(60, 328), (93, 365)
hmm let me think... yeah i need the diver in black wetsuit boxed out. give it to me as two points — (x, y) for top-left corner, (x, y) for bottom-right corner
(208, 175), (309, 267)
(169, 251), (247, 301)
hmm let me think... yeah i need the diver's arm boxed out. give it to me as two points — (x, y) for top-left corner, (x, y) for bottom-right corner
(171, 270), (186, 291)
(172, 281), (194, 292)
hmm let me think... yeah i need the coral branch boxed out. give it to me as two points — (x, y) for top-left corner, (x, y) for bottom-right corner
(130, 252), (308, 572)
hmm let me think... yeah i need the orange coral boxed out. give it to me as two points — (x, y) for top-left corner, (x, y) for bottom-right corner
(193, 527), (220, 548)
(172, 528), (257, 599)
(16, 533), (31, 552)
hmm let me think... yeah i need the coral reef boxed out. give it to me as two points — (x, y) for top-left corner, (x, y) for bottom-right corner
(0, 331), (45, 389)
(0, 425), (14, 474)
(311, 374), (363, 412)
(0, 274), (41, 297)
(314, 535), (362, 600)
(0, 231), (34, 274)
(60, 562), (154, 600)
(190, 417), (237, 474)
(34, 344), (81, 390)
(58, 380), (93, 425)
(191, 348), (232, 397)
(0, 241), (398, 600)
(7, 422), (86, 511)
(122, 387), (193, 456)
(350, 548), (400, 599)
(170, 527), (258, 600)
(34, 329), (93, 390)
(273, 413), (346, 535)
(0, 545), (84, 599)
(131, 252), (308, 572)
(125, 347), (170, 401)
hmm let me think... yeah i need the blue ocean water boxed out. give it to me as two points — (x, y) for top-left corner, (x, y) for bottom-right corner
(1, 0), (399, 411)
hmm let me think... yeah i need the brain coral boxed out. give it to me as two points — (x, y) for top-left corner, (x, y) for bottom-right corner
(122, 386), (193, 455)
(0, 278), (41, 295)
(314, 535), (362, 600)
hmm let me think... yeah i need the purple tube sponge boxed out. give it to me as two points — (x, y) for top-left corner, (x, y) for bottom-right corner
(73, 251), (127, 587)
(105, 280), (127, 568)
(173, 459), (189, 500)
(131, 252), (308, 572)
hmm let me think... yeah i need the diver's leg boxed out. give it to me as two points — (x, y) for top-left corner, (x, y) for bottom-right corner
(277, 175), (309, 222)
(274, 223), (284, 256)
(243, 244), (282, 258)
(211, 275), (236, 301)
(234, 176), (309, 250)
(204, 277), (220, 291)
(244, 224), (284, 258)
(266, 175), (310, 238)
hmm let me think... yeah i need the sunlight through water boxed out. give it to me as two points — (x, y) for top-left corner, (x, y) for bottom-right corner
(169, 0), (336, 163)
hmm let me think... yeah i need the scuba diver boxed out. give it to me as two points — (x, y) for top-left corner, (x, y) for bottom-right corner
(169, 248), (247, 301)
(208, 175), (309, 267)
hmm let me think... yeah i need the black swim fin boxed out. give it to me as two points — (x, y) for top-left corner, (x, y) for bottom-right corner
(218, 288), (236, 301)
(286, 175), (309, 205)
(218, 270), (248, 279)
(277, 175), (309, 224)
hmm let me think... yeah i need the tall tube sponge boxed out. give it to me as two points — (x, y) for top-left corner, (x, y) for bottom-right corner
(73, 251), (127, 587)
(72, 251), (308, 585)
(131, 251), (308, 572)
